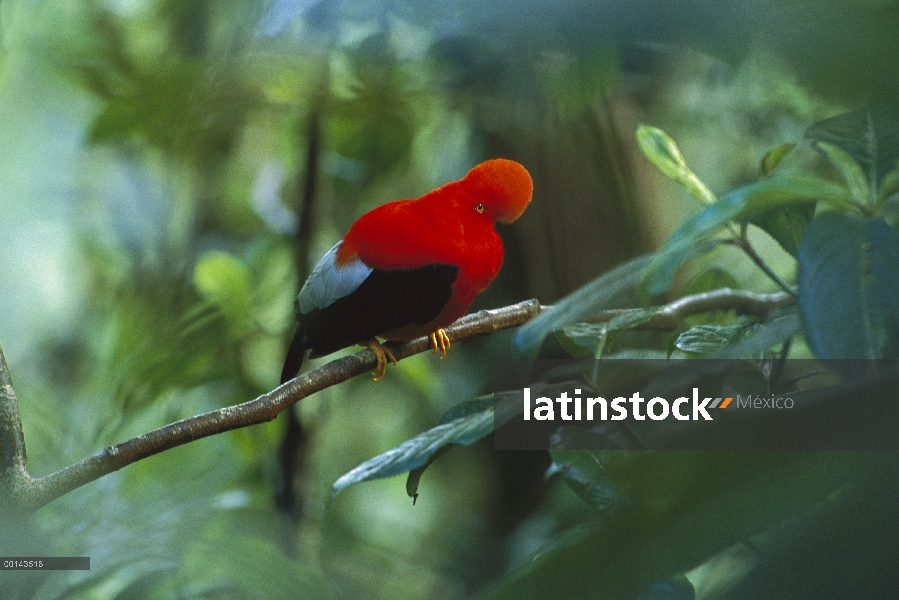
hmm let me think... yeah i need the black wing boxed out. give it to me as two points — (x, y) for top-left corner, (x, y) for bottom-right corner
(301, 263), (459, 358)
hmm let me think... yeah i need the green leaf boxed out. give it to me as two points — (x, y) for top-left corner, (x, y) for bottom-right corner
(193, 251), (254, 337)
(546, 448), (629, 511)
(515, 254), (655, 357)
(867, 220), (899, 358)
(805, 106), (899, 201)
(865, 219), (899, 358)
(641, 176), (853, 297)
(630, 576), (695, 600)
(554, 310), (655, 359)
(405, 446), (451, 503)
(548, 450), (706, 517)
(878, 166), (899, 205)
(436, 395), (497, 424)
(332, 394), (514, 501)
(479, 452), (876, 600)
(547, 425), (618, 451)
(555, 323), (608, 358)
(683, 268), (741, 296)
(674, 324), (750, 356)
(798, 213), (899, 359)
(760, 142), (796, 177)
(749, 202), (817, 257)
(813, 141), (871, 203)
(636, 125), (716, 205)
(712, 309), (801, 360)
(405, 395), (498, 501)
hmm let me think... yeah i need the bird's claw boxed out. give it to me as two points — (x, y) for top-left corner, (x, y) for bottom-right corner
(364, 339), (397, 381)
(429, 329), (451, 359)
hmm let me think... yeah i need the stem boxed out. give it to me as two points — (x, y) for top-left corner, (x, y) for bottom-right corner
(586, 289), (793, 330)
(729, 237), (798, 298)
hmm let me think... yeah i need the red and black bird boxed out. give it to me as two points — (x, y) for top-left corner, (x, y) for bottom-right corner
(281, 158), (533, 383)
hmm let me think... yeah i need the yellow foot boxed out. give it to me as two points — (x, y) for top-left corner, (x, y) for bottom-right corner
(364, 339), (397, 381)
(428, 329), (451, 359)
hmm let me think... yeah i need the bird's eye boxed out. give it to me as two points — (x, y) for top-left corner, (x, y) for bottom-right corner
(475, 203), (485, 214)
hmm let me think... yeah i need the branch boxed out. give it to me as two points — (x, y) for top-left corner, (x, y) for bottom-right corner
(585, 288), (794, 330)
(2, 289), (793, 511)
(15, 300), (544, 510)
(728, 237), (798, 298)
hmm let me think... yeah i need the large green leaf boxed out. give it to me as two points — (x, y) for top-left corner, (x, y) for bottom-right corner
(749, 201), (816, 257)
(406, 395), (496, 501)
(546, 447), (629, 511)
(480, 451), (876, 600)
(554, 323), (609, 359)
(805, 106), (899, 202)
(712, 309), (801, 360)
(331, 394), (518, 501)
(798, 213), (899, 359)
(641, 176), (853, 297)
(813, 141), (870, 204)
(554, 309), (655, 359)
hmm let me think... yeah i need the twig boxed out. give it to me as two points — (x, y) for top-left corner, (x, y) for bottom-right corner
(585, 289), (794, 330)
(728, 237), (798, 298)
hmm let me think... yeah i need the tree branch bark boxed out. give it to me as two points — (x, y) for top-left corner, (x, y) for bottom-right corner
(0, 288), (794, 511)
(586, 289), (793, 330)
(11, 300), (544, 510)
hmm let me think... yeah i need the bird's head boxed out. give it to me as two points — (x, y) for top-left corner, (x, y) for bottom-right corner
(463, 159), (533, 224)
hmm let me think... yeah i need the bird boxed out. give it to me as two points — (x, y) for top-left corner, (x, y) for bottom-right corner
(280, 158), (533, 384)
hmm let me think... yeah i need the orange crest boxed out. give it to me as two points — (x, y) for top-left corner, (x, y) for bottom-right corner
(463, 159), (533, 224)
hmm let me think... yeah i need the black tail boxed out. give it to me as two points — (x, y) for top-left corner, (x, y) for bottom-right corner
(280, 327), (308, 384)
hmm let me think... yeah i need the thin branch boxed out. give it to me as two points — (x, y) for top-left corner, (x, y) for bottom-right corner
(17, 300), (544, 510)
(728, 237), (798, 298)
(585, 289), (794, 330)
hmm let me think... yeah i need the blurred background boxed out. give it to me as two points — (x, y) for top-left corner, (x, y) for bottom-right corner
(1, 0), (897, 597)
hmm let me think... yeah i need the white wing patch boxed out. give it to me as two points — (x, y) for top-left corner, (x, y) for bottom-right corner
(297, 240), (373, 314)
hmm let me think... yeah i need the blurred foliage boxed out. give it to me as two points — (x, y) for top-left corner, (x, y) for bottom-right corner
(1, 0), (898, 599)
